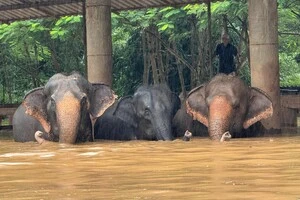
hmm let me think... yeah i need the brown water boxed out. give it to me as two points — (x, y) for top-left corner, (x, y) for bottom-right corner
(0, 131), (300, 200)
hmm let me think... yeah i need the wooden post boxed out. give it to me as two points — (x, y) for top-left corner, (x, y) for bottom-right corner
(248, 0), (281, 131)
(85, 0), (112, 86)
(207, 1), (213, 78)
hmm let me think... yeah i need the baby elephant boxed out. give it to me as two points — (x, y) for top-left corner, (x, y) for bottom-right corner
(94, 84), (180, 141)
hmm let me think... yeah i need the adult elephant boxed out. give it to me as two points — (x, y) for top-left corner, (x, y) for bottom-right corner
(94, 84), (180, 141)
(13, 72), (116, 144)
(186, 74), (273, 140)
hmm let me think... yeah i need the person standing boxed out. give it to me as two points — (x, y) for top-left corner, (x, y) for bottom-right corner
(215, 33), (238, 74)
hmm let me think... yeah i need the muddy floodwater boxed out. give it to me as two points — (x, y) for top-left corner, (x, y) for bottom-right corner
(0, 130), (300, 200)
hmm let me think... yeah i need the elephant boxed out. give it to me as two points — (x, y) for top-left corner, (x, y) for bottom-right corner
(185, 73), (273, 140)
(94, 84), (181, 141)
(172, 98), (208, 138)
(12, 72), (116, 144)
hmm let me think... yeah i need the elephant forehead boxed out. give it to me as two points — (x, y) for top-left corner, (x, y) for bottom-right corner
(134, 90), (169, 110)
(56, 92), (81, 113)
(153, 100), (166, 111)
(206, 83), (249, 104)
(52, 82), (86, 100)
(134, 93), (150, 105)
(46, 77), (88, 94)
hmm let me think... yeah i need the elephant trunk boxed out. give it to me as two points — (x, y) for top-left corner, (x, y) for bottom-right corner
(154, 116), (173, 141)
(208, 96), (233, 140)
(156, 125), (173, 141)
(56, 93), (81, 144)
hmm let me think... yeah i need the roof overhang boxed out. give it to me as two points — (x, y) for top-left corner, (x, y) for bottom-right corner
(0, 0), (216, 23)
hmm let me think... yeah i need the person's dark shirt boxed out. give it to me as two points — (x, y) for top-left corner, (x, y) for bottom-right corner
(215, 43), (238, 74)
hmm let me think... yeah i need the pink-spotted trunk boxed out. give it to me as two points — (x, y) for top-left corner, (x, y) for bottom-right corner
(56, 93), (81, 143)
(208, 96), (233, 140)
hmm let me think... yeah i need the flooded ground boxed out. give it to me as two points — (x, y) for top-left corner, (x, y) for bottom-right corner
(0, 130), (300, 200)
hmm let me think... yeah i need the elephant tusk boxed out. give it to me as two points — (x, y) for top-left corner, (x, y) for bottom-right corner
(35, 131), (46, 145)
(182, 130), (193, 141)
(220, 131), (231, 142)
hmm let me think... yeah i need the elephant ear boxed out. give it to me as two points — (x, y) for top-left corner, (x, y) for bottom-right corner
(89, 84), (117, 119)
(22, 87), (51, 133)
(243, 87), (273, 129)
(112, 96), (138, 128)
(186, 85), (209, 127)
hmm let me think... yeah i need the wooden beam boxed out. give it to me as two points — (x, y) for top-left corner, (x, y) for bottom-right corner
(111, 1), (209, 12)
(0, 104), (18, 116)
(281, 95), (300, 109)
(0, 0), (83, 12)
(18, 0), (54, 17)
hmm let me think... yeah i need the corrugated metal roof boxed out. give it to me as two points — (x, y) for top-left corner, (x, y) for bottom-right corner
(0, 0), (214, 23)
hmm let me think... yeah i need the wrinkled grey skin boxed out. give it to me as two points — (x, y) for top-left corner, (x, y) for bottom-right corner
(13, 72), (116, 144)
(173, 100), (266, 140)
(172, 101), (208, 138)
(94, 84), (180, 141)
(186, 74), (273, 140)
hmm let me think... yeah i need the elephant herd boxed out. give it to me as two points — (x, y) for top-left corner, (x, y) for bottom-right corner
(12, 72), (273, 144)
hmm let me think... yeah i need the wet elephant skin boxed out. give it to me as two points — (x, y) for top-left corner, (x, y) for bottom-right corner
(13, 72), (116, 144)
(185, 74), (273, 140)
(94, 84), (180, 141)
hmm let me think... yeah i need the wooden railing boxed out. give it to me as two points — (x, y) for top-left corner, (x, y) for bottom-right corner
(0, 104), (19, 130)
(280, 87), (300, 127)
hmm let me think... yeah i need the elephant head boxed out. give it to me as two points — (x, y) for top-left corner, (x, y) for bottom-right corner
(186, 74), (273, 140)
(96, 84), (180, 141)
(22, 72), (116, 143)
(132, 85), (180, 140)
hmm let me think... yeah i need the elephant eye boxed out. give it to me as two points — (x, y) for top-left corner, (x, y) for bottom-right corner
(50, 97), (56, 107)
(81, 96), (87, 105)
(144, 108), (151, 116)
(233, 103), (240, 109)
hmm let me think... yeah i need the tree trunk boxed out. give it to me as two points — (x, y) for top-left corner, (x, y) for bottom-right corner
(147, 26), (159, 84)
(222, 14), (228, 35)
(150, 54), (159, 84)
(142, 31), (149, 85)
(207, 2), (213, 78)
(173, 42), (186, 98)
(156, 31), (166, 83)
(50, 40), (61, 73)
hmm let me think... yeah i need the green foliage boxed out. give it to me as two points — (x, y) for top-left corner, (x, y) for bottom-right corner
(279, 53), (300, 86)
(278, 0), (300, 86)
(112, 30), (143, 96)
(0, 16), (85, 103)
(110, 0), (299, 92)
(0, 0), (298, 103)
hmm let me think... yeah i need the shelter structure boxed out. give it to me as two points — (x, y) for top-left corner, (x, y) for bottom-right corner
(0, 0), (281, 131)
